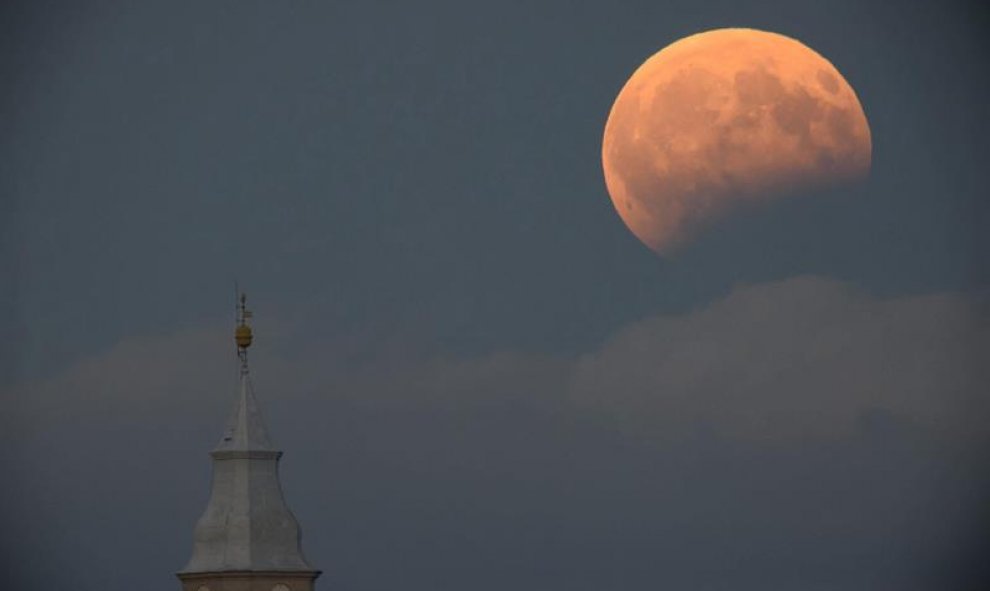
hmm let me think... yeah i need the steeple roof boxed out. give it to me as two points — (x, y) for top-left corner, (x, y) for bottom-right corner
(180, 368), (316, 574)
(213, 372), (276, 454)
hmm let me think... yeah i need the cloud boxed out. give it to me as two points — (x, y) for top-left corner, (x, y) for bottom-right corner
(571, 276), (990, 444)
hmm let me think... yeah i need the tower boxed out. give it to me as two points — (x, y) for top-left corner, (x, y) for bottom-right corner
(178, 294), (320, 591)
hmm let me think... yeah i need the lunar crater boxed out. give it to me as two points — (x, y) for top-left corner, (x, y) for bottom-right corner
(817, 69), (840, 93)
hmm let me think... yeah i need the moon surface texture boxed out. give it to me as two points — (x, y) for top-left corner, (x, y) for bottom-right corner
(602, 28), (871, 253)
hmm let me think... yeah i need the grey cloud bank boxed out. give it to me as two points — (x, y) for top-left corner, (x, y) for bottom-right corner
(573, 276), (990, 443)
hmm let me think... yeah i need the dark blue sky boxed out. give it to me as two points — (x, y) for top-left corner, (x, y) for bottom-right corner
(2, 1), (988, 590)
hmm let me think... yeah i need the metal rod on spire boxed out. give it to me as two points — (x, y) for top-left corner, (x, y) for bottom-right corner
(234, 290), (253, 375)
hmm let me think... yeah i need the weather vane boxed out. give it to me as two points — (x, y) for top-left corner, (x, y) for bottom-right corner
(234, 289), (253, 375)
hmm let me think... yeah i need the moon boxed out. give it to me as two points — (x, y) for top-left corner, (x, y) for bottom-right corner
(602, 28), (871, 253)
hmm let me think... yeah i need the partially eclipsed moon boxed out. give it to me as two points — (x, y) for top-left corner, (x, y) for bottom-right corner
(602, 28), (871, 253)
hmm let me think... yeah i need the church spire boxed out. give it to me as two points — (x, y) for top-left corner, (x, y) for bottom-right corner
(178, 292), (320, 591)
(213, 293), (275, 453)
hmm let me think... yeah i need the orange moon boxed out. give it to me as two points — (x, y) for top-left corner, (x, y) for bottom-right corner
(602, 28), (871, 253)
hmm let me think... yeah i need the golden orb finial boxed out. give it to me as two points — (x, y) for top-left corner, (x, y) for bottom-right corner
(235, 323), (253, 349)
(235, 292), (253, 350)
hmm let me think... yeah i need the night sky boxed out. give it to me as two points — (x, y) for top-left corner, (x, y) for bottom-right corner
(2, 1), (989, 590)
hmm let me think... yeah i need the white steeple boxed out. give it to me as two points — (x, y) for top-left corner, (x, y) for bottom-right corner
(213, 371), (276, 454)
(178, 293), (320, 591)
